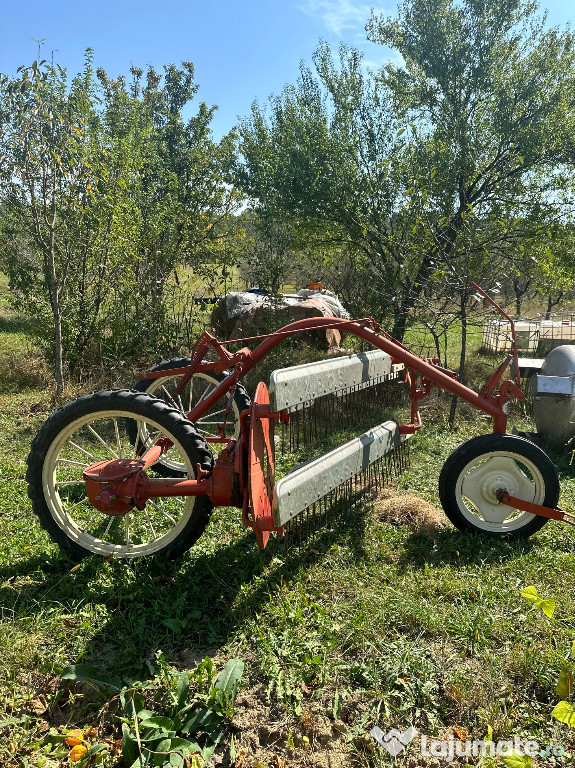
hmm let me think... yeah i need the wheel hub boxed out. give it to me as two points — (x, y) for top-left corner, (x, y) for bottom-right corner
(461, 455), (537, 524)
(481, 471), (517, 503)
(83, 459), (145, 515)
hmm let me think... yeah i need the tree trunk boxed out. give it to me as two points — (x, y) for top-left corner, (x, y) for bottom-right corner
(545, 290), (563, 320)
(48, 227), (64, 395)
(512, 276), (522, 317)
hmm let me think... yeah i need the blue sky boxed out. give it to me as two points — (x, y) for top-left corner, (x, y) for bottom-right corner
(0, 1), (572, 140)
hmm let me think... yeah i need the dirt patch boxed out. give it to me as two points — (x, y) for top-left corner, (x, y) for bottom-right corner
(213, 685), (349, 768)
(373, 489), (447, 536)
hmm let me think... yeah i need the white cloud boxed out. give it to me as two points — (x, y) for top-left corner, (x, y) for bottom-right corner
(299, 0), (387, 37)
(362, 48), (404, 71)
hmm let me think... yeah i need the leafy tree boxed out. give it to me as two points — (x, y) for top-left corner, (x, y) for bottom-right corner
(237, 0), (575, 340)
(0, 51), (243, 387)
(238, 212), (307, 295)
(0, 52), (95, 391)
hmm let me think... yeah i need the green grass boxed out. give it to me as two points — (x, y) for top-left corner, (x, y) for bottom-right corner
(1, 301), (575, 767)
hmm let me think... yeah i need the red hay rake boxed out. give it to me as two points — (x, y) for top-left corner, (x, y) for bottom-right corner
(26, 284), (572, 560)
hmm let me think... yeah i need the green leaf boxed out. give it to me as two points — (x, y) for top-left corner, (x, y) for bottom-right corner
(153, 738), (172, 766)
(180, 706), (217, 734)
(0, 716), (29, 728)
(540, 597), (555, 618)
(552, 700), (575, 727)
(214, 658), (244, 698)
(556, 667), (574, 699)
(121, 723), (139, 766)
(61, 663), (121, 691)
(136, 710), (156, 721)
(121, 689), (146, 715)
(77, 743), (107, 767)
(501, 752), (532, 767)
(202, 740), (218, 763)
(151, 737), (200, 767)
(520, 586), (539, 602)
(175, 672), (189, 711)
(162, 618), (184, 633)
(139, 716), (175, 732)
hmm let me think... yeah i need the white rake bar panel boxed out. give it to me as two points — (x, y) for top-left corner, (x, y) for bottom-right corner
(274, 420), (400, 527)
(269, 349), (396, 412)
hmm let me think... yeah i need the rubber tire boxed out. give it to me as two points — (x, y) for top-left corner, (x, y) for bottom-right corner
(27, 389), (215, 560)
(438, 433), (560, 538)
(129, 357), (251, 477)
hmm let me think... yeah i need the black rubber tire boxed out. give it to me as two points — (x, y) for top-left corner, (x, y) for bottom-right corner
(27, 389), (215, 560)
(438, 433), (559, 538)
(129, 357), (251, 477)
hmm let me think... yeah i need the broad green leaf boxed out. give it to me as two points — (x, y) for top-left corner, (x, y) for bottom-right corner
(202, 740), (218, 763)
(214, 658), (244, 697)
(153, 738), (172, 767)
(136, 710), (156, 721)
(180, 706), (217, 734)
(556, 668), (574, 699)
(552, 700), (575, 727)
(121, 723), (139, 766)
(139, 716), (175, 732)
(61, 663), (121, 691)
(520, 586), (539, 602)
(501, 752), (532, 768)
(175, 671), (189, 712)
(121, 690), (146, 715)
(77, 743), (107, 767)
(540, 597), (555, 618)
(162, 618), (184, 633)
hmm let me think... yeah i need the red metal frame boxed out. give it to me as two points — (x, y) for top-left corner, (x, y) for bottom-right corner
(142, 314), (517, 436)
(80, 285), (571, 540)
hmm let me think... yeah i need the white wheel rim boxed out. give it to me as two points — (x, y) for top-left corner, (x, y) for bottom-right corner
(42, 408), (197, 558)
(146, 372), (241, 466)
(456, 450), (544, 533)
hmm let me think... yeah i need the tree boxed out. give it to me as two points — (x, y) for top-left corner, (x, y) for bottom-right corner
(0, 51), (244, 387)
(0, 52), (95, 392)
(237, 0), (575, 339)
(238, 212), (307, 295)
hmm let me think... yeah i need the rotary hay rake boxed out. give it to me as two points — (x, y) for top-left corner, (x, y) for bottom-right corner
(26, 284), (574, 560)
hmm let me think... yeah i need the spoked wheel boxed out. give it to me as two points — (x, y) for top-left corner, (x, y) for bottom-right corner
(129, 357), (251, 476)
(27, 390), (214, 560)
(439, 434), (560, 538)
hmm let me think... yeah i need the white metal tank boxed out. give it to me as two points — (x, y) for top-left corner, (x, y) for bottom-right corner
(533, 345), (575, 445)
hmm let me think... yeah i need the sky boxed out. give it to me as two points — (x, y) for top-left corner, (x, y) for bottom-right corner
(0, 0), (572, 141)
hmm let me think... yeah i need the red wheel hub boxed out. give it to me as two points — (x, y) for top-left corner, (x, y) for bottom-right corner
(83, 459), (148, 515)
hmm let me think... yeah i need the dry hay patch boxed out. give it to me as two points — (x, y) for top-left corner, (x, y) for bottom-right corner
(373, 489), (447, 536)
